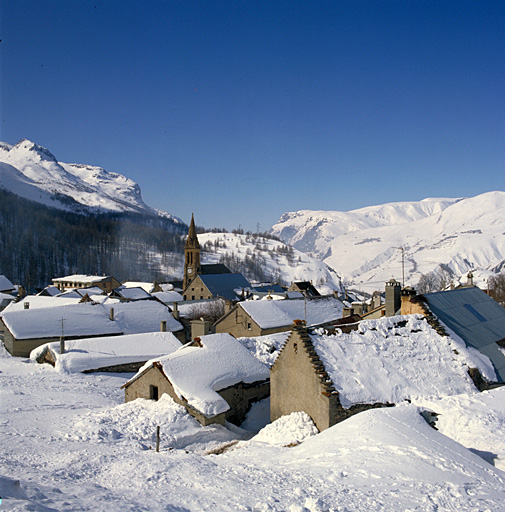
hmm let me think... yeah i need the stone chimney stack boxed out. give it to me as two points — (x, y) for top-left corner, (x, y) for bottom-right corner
(109, 308), (114, 321)
(160, 320), (167, 332)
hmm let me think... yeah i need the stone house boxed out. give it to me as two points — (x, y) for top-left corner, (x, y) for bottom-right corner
(214, 296), (344, 338)
(271, 315), (487, 431)
(52, 274), (121, 293)
(0, 302), (123, 357)
(1, 298), (184, 356)
(122, 333), (270, 426)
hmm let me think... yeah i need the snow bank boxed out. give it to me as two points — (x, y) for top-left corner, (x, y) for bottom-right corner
(250, 411), (318, 446)
(30, 331), (182, 373)
(312, 315), (483, 408)
(413, 387), (505, 470)
(71, 394), (237, 452)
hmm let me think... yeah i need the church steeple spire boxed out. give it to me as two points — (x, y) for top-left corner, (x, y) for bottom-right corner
(183, 214), (201, 291)
(185, 213), (199, 249)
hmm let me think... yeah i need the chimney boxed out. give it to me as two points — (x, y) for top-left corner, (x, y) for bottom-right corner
(172, 302), (180, 321)
(160, 320), (167, 332)
(109, 308), (114, 321)
(60, 335), (65, 355)
(385, 279), (401, 317)
(191, 319), (211, 339)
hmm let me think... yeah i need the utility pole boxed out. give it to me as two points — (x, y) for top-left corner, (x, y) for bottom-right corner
(396, 247), (405, 288)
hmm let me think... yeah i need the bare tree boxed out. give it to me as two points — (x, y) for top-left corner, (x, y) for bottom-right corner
(187, 300), (226, 323)
(489, 273), (505, 307)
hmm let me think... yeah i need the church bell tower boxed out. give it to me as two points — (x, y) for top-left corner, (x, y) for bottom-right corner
(183, 214), (201, 290)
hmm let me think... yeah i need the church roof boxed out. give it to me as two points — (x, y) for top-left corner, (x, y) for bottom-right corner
(200, 264), (231, 275)
(198, 273), (252, 301)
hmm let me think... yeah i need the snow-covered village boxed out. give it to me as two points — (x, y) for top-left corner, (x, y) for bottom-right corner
(2, 142), (505, 509)
(2, 2), (505, 511)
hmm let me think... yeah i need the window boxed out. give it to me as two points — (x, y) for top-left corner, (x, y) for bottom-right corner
(149, 385), (159, 401)
(247, 323), (252, 330)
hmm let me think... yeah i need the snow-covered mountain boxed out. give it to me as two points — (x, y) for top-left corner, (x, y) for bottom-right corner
(198, 232), (344, 294)
(0, 139), (182, 222)
(270, 192), (505, 293)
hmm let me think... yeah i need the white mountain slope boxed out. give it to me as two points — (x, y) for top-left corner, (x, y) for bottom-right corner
(271, 191), (505, 292)
(198, 232), (344, 293)
(0, 139), (182, 222)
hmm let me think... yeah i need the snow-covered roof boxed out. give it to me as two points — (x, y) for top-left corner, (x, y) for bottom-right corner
(102, 300), (182, 334)
(240, 296), (344, 329)
(112, 287), (152, 300)
(2, 295), (81, 313)
(310, 315), (491, 409)
(1, 302), (122, 340)
(152, 291), (185, 304)
(0, 275), (15, 292)
(36, 285), (61, 297)
(30, 331), (182, 373)
(128, 333), (270, 416)
(121, 282), (157, 293)
(57, 286), (105, 298)
(52, 274), (112, 284)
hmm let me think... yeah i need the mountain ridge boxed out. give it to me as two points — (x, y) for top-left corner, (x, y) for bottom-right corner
(0, 139), (183, 224)
(271, 191), (505, 292)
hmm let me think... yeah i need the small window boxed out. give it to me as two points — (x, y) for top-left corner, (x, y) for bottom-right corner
(247, 322), (252, 330)
(150, 385), (159, 401)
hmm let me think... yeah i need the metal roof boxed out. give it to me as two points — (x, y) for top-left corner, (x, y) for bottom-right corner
(423, 287), (505, 382)
(198, 273), (252, 301)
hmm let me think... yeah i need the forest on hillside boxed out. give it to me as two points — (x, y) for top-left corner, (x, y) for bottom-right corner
(0, 189), (187, 290)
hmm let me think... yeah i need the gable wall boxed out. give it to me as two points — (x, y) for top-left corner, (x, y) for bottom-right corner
(183, 276), (213, 301)
(124, 365), (226, 426)
(270, 328), (338, 431)
(215, 307), (262, 337)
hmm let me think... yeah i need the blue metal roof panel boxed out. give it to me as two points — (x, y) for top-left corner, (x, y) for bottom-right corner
(423, 287), (505, 382)
(199, 273), (252, 301)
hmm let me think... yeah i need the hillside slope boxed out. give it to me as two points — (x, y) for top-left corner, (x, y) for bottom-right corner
(199, 232), (343, 293)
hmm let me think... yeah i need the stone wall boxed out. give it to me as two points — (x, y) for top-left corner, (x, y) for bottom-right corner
(218, 380), (270, 425)
(270, 325), (338, 431)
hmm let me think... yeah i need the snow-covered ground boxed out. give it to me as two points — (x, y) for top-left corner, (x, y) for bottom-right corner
(2, 345), (505, 511)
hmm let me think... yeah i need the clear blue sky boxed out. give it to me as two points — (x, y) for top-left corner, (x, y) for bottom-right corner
(1, 1), (504, 231)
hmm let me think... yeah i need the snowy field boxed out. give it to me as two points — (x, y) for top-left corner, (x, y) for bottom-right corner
(2, 347), (505, 511)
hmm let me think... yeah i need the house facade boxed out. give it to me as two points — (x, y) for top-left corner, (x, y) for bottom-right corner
(52, 274), (121, 293)
(215, 296), (344, 338)
(122, 333), (270, 426)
